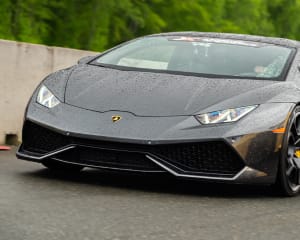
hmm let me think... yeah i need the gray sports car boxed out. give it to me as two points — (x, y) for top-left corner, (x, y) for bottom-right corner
(17, 32), (300, 196)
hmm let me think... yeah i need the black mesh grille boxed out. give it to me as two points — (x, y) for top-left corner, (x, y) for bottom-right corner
(55, 147), (161, 171)
(22, 121), (244, 175)
(23, 121), (70, 153)
(153, 142), (243, 174)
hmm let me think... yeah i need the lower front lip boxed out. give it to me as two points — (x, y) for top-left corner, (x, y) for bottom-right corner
(16, 142), (268, 183)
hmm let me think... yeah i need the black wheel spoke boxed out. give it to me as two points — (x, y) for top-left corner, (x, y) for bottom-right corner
(295, 138), (300, 146)
(286, 164), (295, 177)
(293, 121), (297, 133)
(288, 146), (295, 158)
(290, 134), (296, 144)
(295, 119), (300, 136)
(291, 124), (297, 138)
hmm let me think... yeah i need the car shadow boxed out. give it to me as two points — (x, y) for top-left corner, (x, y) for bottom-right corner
(19, 167), (277, 199)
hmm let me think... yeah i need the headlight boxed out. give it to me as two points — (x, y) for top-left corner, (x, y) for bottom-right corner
(195, 105), (258, 124)
(37, 85), (60, 108)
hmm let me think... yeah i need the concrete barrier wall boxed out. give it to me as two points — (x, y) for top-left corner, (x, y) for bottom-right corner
(0, 40), (96, 144)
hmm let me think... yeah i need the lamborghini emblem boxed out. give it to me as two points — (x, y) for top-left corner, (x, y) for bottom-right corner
(112, 115), (122, 123)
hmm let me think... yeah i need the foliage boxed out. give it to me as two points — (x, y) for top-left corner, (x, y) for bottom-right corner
(0, 0), (300, 51)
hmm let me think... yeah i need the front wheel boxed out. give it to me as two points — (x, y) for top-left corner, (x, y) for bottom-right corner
(42, 159), (84, 173)
(275, 106), (300, 196)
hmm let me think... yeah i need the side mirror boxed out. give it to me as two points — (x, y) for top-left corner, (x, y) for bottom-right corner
(77, 55), (95, 64)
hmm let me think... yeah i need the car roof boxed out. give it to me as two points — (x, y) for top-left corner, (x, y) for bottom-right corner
(149, 32), (300, 48)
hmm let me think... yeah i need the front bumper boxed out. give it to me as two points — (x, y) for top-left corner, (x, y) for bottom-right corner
(17, 143), (265, 183)
(17, 101), (294, 184)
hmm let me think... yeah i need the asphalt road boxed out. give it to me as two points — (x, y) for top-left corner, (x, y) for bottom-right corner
(1, 148), (300, 240)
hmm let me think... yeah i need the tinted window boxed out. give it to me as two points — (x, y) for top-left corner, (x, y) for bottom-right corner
(94, 36), (293, 80)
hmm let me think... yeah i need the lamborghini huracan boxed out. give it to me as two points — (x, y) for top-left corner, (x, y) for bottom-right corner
(17, 32), (300, 196)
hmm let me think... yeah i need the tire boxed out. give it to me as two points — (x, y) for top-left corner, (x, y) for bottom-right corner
(42, 159), (84, 173)
(275, 106), (300, 196)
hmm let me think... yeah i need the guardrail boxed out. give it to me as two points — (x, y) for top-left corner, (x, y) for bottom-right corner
(0, 39), (96, 144)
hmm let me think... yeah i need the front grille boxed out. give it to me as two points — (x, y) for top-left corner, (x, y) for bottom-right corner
(153, 142), (243, 174)
(54, 147), (161, 171)
(23, 121), (70, 153)
(22, 121), (245, 175)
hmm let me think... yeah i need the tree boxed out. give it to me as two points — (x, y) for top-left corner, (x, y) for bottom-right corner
(0, 0), (300, 51)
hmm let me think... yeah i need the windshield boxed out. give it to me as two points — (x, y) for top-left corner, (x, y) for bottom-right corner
(94, 36), (294, 80)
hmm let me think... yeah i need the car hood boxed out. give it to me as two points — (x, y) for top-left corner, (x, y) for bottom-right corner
(64, 65), (293, 117)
